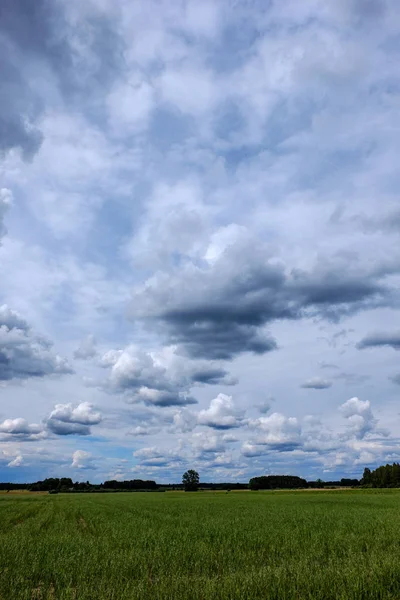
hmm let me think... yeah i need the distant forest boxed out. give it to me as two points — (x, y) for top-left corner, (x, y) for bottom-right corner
(360, 463), (400, 488)
(0, 464), (399, 493)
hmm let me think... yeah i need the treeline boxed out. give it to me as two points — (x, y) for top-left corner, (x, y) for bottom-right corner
(159, 482), (249, 491)
(361, 464), (400, 488)
(103, 480), (158, 491)
(0, 477), (358, 493)
(250, 475), (307, 490)
(0, 482), (30, 491)
(308, 478), (359, 489)
(2, 478), (160, 493)
(4, 464), (400, 493)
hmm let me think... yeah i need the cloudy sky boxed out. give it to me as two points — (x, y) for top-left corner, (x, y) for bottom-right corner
(1, 0), (400, 484)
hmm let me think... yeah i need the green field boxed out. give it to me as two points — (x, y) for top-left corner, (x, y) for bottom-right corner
(1, 490), (400, 599)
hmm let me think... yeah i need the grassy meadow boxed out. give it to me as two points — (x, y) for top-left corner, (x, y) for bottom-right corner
(1, 489), (400, 599)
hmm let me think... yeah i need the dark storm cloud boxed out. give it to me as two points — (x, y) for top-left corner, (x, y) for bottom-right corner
(131, 244), (391, 361)
(133, 389), (198, 408)
(357, 332), (400, 351)
(0, 0), (123, 159)
(163, 317), (278, 360)
(301, 378), (332, 390)
(46, 421), (91, 436)
(189, 366), (236, 385)
(291, 265), (387, 320)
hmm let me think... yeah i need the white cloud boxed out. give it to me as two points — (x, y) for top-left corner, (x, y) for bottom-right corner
(133, 446), (182, 467)
(46, 402), (102, 436)
(247, 413), (302, 451)
(339, 397), (377, 439)
(71, 450), (92, 469)
(8, 455), (23, 468)
(0, 418), (42, 435)
(198, 394), (243, 429)
(171, 409), (197, 433)
(0, 418), (44, 441)
(123, 180), (208, 269)
(0, 305), (73, 382)
(191, 432), (225, 455)
(99, 344), (234, 406)
(127, 425), (158, 437)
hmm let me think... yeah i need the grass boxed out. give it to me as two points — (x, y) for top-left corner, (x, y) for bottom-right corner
(1, 489), (400, 599)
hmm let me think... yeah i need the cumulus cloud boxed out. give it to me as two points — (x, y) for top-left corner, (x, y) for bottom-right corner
(99, 345), (235, 406)
(46, 402), (102, 436)
(301, 377), (332, 390)
(222, 433), (239, 443)
(198, 393), (244, 429)
(0, 418), (44, 441)
(357, 332), (400, 351)
(0, 305), (73, 381)
(71, 450), (93, 469)
(339, 397), (377, 439)
(133, 447), (182, 467)
(190, 432), (225, 456)
(100, 347), (179, 404)
(74, 334), (97, 360)
(241, 442), (268, 458)
(246, 413), (302, 452)
(170, 409), (197, 433)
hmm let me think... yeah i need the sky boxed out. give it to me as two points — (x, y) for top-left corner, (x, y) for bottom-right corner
(1, 0), (400, 484)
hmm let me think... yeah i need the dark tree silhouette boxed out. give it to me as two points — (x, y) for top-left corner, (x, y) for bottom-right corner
(360, 463), (400, 487)
(182, 470), (199, 492)
(249, 475), (307, 490)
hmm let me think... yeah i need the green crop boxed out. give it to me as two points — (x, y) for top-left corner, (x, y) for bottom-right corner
(1, 489), (400, 599)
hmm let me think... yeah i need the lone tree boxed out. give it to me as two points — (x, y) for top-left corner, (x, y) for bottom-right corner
(182, 469), (199, 492)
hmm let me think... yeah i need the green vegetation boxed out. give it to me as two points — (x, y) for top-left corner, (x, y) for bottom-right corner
(249, 474), (307, 489)
(1, 490), (400, 599)
(361, 463), (400, 487)
(182, 469), (200, 491)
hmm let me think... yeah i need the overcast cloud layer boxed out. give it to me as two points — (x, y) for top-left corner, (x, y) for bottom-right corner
(1, 0), (400, 483)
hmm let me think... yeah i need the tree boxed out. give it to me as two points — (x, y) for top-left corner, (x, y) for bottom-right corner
(182, 470), (199, 492)
(361, 467), (372, 486)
